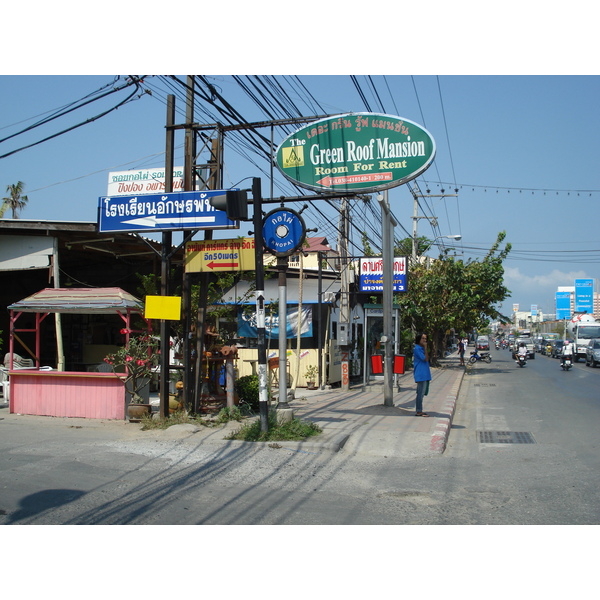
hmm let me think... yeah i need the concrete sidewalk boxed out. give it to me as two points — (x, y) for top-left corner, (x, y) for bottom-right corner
(0, 355), (465, 460)
(280, 354), (465, 458)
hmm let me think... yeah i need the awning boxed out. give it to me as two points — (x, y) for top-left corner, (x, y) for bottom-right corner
(7, 287), (143, 314)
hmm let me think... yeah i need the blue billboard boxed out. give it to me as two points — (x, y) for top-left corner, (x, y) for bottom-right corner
(574, 278), (594, 313)
(556, 291), (571, 320)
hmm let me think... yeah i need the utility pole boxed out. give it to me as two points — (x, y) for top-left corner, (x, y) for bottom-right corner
(338, 197), (351, 392)
(159, 95), (175, 419)
(378, 190), (397, 407)
(411, 190), (458, 263)
(252, 177), (270, 432)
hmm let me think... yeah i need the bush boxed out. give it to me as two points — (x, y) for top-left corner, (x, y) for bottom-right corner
(234, 374), (260, 412)
(225, 412), (322, 442)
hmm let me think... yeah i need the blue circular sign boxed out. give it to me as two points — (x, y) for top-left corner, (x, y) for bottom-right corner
(262, 208), (306, 256)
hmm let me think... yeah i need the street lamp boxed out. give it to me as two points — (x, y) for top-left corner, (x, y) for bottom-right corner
(415, 234), (462, 263)
(435, 234), (462, 242)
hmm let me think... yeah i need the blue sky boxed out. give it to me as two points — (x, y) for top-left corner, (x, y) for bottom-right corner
(1, 74), (599, 318)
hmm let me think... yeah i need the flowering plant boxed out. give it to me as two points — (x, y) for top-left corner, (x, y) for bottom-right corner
(104, 332), (160, 404)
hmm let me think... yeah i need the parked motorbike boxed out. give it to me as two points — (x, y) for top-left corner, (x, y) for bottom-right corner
(469, 349), (492, 364)
(561, 356), (572, 371)
(516, 354), (527, 367)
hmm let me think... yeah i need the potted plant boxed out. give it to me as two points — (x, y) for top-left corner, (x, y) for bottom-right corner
(104, 332), (159, 420)
(304, 364), (318, 390)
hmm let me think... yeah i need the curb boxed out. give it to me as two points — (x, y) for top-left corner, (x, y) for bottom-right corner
(430, 368), (464, 454)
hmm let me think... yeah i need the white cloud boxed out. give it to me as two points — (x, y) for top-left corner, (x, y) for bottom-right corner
(503, 266), (592, 311)
(504, 267), (589, 290)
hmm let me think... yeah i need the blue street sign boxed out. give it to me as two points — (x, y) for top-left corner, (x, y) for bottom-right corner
(262, 208), (306, 256)
(98, 190), (238, 233)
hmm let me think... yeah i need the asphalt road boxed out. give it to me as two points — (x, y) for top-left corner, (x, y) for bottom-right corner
(1, 348), (598, 526)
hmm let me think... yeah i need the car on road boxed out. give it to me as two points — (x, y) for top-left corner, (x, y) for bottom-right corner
(551, 340), (564, 358)
(585, 339), (600, 367)
(513, 337), (535, 359)
(476, 336), (490, 350)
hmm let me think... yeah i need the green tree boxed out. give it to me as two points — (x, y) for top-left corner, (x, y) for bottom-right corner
(394, 235), (433, 260)
(395, 231), (512, 365)
(2, 181), (29, 218)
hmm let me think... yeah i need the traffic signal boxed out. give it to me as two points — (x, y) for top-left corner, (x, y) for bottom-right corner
(209, 190), (248, 221)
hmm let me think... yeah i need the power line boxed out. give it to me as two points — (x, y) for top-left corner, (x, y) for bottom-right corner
(0, 76), (146, 160)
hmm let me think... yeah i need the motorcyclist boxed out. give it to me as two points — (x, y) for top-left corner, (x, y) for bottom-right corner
(516, 342), (528, 362)
(561, 339), (574, 366)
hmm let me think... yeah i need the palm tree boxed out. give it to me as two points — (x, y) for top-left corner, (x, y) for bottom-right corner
(2, 181), (29, 218)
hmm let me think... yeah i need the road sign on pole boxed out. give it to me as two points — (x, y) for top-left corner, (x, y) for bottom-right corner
(98, 190), (238, 233)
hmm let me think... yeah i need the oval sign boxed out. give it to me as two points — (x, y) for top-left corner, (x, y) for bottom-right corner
(262, 208), (306, 257)
(275, 112), (436, 193)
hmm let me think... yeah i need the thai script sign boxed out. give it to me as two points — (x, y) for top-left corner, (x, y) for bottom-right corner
(107, 167), (185, 196)
(98, 190), (238, 233)
(184, 238), (256, 273)
(275, 113), (435, 193)
(262, 207), (306, 256)
(359, 256), (408, 292)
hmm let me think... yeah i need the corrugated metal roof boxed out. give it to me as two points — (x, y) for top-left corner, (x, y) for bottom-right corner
(7, 287), (143, 314)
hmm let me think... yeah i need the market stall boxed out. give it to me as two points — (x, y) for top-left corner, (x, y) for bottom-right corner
(6, 287), (150, 420)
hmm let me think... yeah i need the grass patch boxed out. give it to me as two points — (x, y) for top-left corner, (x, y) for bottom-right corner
(140, 406), (245, 431)
(225, 412), (322, 442)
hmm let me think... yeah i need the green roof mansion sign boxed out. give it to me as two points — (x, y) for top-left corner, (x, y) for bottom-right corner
(275, 112), (436, 193)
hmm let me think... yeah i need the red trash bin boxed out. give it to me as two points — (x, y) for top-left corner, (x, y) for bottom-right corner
(371, 354), (383, 374)
(393, 354), (405, 374)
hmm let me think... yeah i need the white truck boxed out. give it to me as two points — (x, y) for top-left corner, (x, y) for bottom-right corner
(566, 314), (600, 361)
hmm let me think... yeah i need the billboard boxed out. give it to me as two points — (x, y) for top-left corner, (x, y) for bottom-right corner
(275, 113), (435, 193)
(574, 278), (594, 313)
(556, 291), (571, 320)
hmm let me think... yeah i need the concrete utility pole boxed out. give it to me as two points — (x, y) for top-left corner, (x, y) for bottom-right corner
(411, 191), (458, 263)
(378, 190), (396, 407)
(338, 197), (351, 392)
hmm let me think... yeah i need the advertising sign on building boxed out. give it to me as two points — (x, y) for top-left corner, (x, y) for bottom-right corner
(556, 291), (572, 320)
(574, 278), (594, 313)
(359, 256), (407, 292)
(275, 113), (435, 193)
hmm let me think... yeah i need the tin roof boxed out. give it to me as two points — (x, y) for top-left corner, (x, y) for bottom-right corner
(7, 287), (144, 314)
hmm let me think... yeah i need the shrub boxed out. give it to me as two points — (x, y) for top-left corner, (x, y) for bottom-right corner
(225, 412), (322, 442)
(234, 374), (260, 412)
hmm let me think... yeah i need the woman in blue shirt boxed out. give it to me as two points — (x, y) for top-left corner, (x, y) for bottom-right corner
(413, 333), (432, 416)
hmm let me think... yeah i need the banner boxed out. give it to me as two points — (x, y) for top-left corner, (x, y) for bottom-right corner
(238, 305), (313, 338)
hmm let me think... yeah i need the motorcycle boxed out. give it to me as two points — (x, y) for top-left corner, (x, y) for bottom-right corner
(561, 356), (572, 371)
(469, 349), (492, 364)
(516, 354), (527, 367)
